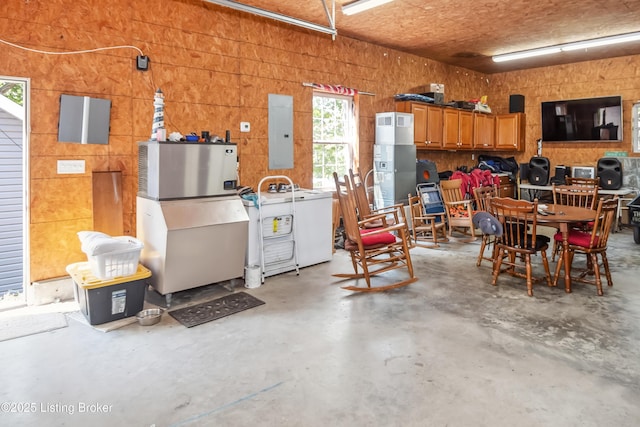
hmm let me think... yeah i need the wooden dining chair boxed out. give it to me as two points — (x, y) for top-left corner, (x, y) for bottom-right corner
(552, 184), (599, 209)
(552, 197), (618, 296)
(565, 176), (600, 187)
(490, 197), (552, 296)
(551, 183), (599, 260)
(332, 172), (417, 292)
(439, 179), (477, 241)
(473, 185), (499, 266)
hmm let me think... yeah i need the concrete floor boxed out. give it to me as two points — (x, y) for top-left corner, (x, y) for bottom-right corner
(1, 227), (640, 427)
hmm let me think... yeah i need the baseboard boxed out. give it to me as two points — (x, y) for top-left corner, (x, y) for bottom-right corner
(27, 276), (74, 306)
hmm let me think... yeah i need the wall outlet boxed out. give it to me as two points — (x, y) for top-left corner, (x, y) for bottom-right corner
(240, 122), (250, 132)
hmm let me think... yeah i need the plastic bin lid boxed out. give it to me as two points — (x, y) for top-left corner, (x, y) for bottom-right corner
(66, 262), (151, 289)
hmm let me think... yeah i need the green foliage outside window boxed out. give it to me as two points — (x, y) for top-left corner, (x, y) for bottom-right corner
(0, 82), (24, 106)
(312, 94), (353, 189)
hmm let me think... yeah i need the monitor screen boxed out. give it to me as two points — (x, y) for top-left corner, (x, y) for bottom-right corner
(541, 96), (622, 142)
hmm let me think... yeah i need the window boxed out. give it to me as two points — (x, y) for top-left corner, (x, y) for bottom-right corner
(312, 93), (356, 189)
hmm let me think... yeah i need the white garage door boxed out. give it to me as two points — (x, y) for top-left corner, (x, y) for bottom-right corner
(0, 108), (23, 294)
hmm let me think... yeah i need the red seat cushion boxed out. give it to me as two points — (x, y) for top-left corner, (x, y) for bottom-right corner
(360, 231), (397, 246)
(553, 230), (599, 247)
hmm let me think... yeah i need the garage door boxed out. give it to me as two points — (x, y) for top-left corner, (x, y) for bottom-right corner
(0, 109), (23, 294)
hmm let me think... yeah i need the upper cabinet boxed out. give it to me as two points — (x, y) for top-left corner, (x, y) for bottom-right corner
(395, 101), (524, 152)
(396, 101), (443, 149)
(443, 108), (473, 150)
(495, 113), (525, 151)
(473, 113), (495, 149)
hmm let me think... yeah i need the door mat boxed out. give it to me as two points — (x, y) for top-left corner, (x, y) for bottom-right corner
(169, 292), (265, 328)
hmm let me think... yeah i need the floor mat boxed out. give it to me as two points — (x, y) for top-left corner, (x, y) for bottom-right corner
(169, 291), (265, 328)
(0, 312), (68, 342)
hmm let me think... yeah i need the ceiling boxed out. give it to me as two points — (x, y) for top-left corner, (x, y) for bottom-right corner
(216, 0), (640, 74)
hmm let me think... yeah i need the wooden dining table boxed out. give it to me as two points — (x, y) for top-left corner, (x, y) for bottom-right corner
(536, 203), (597, 293)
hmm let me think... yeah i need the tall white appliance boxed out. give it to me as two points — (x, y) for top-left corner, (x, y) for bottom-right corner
(373, 112), (416, 208)
(136, 141), (249, 305)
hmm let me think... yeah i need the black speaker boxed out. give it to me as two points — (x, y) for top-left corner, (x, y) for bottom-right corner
(597, 158), (622, 190)
(519, 163), (530, 181)
(416, 159), (439, 184)
(550, 165), (571, 185)
(528, 157), (550, 185)
(509, 94), (525, 113)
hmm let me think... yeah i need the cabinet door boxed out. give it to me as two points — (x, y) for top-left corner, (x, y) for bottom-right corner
(473, 113), (495, 149)
(424, 105), (443, 149)
(458, 110), (474, 149)
(495, 113), (525, 151)
(442, 108), (460, 149)
(443, 109), (473, 149)
(411, 103), (428, 145)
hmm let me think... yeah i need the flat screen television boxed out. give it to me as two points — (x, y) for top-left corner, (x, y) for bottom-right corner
(541, 96), (622, 142)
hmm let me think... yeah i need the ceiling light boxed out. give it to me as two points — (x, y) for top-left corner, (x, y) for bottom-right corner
(492, 47), (561, 63)
(561, 32), (640, 51)
(492, 31), (640, 63)
(342, 0), (394, 16)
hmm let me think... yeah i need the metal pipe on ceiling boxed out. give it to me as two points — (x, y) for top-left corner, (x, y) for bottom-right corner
(203, 0), (337, 37)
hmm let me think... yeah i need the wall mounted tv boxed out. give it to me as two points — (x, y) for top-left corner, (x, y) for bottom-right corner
(541, 96), (622, 142)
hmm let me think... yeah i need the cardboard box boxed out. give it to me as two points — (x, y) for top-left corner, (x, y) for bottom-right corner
(429, 83), (445, 93)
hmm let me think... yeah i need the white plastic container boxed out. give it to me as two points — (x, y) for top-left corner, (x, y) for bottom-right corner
(87, 237), (144, 279)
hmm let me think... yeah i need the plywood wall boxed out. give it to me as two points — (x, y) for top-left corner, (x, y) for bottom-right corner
(2, 0), (639, 282)
(1, 0), (491, 281)
(488, 57), (640, 168)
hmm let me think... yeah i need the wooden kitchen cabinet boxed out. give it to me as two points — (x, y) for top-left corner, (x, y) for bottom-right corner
(495, 113), (525, 151)
(473, 113), (495, 149)
(443, 108), (474, 149)
(396, 101), (524, 152)
(396, 101), (443, 149)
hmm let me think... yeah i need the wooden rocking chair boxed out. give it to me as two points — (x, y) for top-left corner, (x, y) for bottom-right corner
(440, 178), (477, 241)
(333, 172), (417, 292)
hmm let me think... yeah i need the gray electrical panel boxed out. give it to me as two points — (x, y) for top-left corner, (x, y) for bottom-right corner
(268, 94), (293, 169)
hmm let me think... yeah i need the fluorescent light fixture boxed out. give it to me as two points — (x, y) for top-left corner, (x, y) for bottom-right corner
(561, 32), (640, 51)
(204, 0), (337, 36)
(492, 31), (640, 63)
(342, 0), (394, 16)
(492, 47), (561, 63)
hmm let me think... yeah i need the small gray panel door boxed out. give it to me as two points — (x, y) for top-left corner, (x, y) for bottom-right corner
(268, 94), (293, 169)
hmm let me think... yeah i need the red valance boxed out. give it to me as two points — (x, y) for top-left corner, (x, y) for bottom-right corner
(309, 83), (358, 96)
